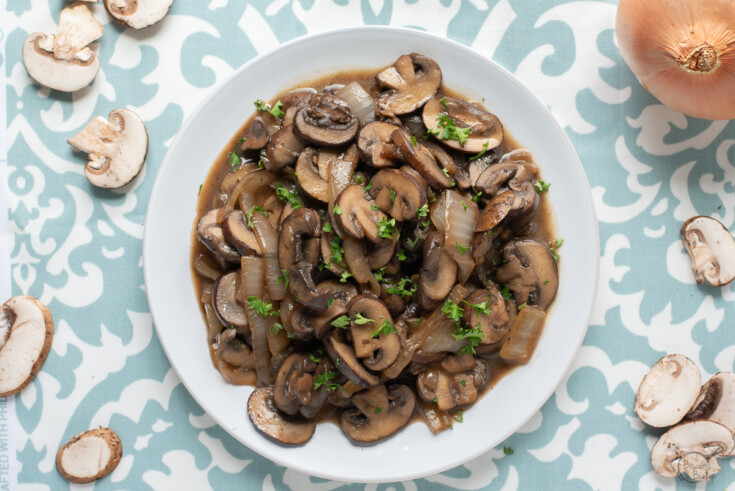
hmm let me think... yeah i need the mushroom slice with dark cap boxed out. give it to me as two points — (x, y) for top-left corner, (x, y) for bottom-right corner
(294, 94), (359, 147)
(280, 88), (318, 112)
(347, 295), (401, 372)
(289, 281), (358, 340)
(377, 53), (442, 116)
(334, 185), (389, 244)
(324, 329), (380, 387)
(685, 372), (735, 454)
(197, 209), (241, 263)
(367, 237), (397, 270)
(248, 387), (316, 445)
(357, 122), (402, 168)
(22, 5), (103, 92)
(278, 208), (331, 311)
(216, 328), (254, 368)
(222, 210), (262, 256)
(273, 353), (332, 418)
(240, 117), (270, 152)
(474, 162), (535, 195)
(416, 358), (488, 411)
(392, 129), (452, 189)
(422, 96), (503, 154)
(295, 147), (329, 203)
(419, 231), (458, 310)
(650, 420), (733, 481)
(496, 239), (558, 310)
(681, 216), (735, 287)
(463, 286), (510, 345)
(635, 354), (702, 428)
(104, 0), (174, 29)
(476, 181), (538, 232)
(212, 271), (248, 332)
(261, 125), (306, 173)
(368, 169), (427, 221)
(68, 109), (148, 189)
(340, 384), (416, 442)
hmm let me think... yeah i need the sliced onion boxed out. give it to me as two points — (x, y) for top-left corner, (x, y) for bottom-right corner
(499, 305), (546, 364)
(216, 163), (259, 221)
(430, 192), (447, 233)
(417, 399), (454, 434)
(421, 318), (465, 354)
(336, 82), (375, 126)
(343, 237), (380, 295)
(241, 256), (272, 386)
(327, 145), (359, 232)
(237, 169), (277, 212)
(200, 281), (213, 304)
(266, 316), (290, 355)
(251, 212), (286, 300)
(443, 190), (478, 283)
(203, 303), (223, 345)
(217, 357), (257, 385)
(194, 254), (221, 281)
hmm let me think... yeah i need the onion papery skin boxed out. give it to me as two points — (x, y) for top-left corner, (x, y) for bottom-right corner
(616, 0), (735, 120)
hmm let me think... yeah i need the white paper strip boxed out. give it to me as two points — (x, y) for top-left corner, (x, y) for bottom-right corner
(0, 4), (19, 490)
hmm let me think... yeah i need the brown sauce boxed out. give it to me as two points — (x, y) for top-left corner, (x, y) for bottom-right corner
(190, 65), (557, 429)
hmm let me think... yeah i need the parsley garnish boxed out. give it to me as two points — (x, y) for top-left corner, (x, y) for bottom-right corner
(534, 180), (551, 193)
(245, 206), (270, 229)
(330, 236), (346, 266)
(377, 217), (398, 239)
(441, 299), (464, 322)
(503, 446), (514, 455)
(454, 324), (484, 355)
(340, 271), (353, 283)
(275, 270), (290, 289)
(354, 313), (376, 325)
(313, 371), (342, 391)
(442, 168), (451, 178)
(270, 322), (283, 334)
(435, 114), (472, 146)
(390, 190), (397, 203)
(461, 201), (468, 212)
(363, 182), (373, 193)
(471, 191), (482, 203)
(397, 249), (407, 261)
(286, 331), (295, 339)
(275, 183), (302, 209)
(406, 236), (419, 249)
(518, 303), (527, 311)
(548, 247), (559, 261)
(374, 406), (383, 414)
(555, 238), (564, 248)
(373, 266), (387, 282)
(440, 97), (447, 107)
(327, 298), (334, 307)
(456, 242), (470, 255)
(254, 99), (268, 112)
(460, 379), (467, 387)
(247, 297), (278, 316)
(355, 175), (366, 184)
(410, 136), (417, 146)
(371, 204), (380, 211)
(230, 152), (242, 170)
(333, 205), (343, 216)
(386, 278), (417, 297)
(322, 222), (332, 233)
(331, 315), (350, 329)
(462, 299), (491, 315)
(310, 349), (323, 363)
(468, 141), (490, 161)
(416, 204), (429, 219)
(371, 319), (397, 338)
(500, 286), (512, 301)
(198, 184), (203, 195)
(454, 410), (463, 423)
(269, 100), (285, 119)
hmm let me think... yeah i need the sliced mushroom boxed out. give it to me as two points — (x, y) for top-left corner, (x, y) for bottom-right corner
(357, 122), (402, 168)
(498, 305), (546, 364)
(324, 329), (379, 387)
(278, 208), (331, 311)
(273, 353), (332, 418)
(216, 328), (254, 368)
(212, 271), (248, 331)
(104, 0), (174, 29)
(261, 125), (306, 173)
(474, 162), (534, 195)
(293, 94), (359, 147)
(240, 117), (270, 152)
(347, 295), (401, 372)
(247, 387), (315, 445)
(22, 5), (103, 92)
(56, 428), (122, 484)
(68, 109), (148, 188)
(686, 373), (735, 453)
(650, 420), (733, 481)
(340, 384), (416, 442)
(334, 184), (389, 244)
(392, 129), (452, 189)
(496, 240), (558, 310)
(368, 169), (427, 221)
(422, 96), (503, 154)
(635, 354), (702, 428)
(289, 281), (358, 340)
(463, 286), (510, 345)
(416, 358), (488, 411)
(419, 231), (458, 310)
(476, 181), (538, 232)
(281, 88), (318, 112)
(197, 209), (241, 263)
(222, 210), (262, 256)
(0, 296), (54, 397)
(367, 236), (397, 270)
(681, 216), (735, 287)
(377, 53), (442, 116)
(295, 147), (328, 202)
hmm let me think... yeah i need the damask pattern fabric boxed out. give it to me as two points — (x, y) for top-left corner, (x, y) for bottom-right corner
(4, 1), (735, 489)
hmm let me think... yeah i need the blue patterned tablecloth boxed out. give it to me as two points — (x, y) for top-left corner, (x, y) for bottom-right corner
(3, 1), (735, 489)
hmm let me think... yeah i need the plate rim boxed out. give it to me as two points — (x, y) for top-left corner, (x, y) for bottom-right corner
(143, 25), (600, 483)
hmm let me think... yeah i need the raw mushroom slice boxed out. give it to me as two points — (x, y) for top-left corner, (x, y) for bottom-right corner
(681, 216), (735, 287)
(22, 5), (103, 92)
(56, 428), (122, 484)
(496, 240), (558, 310)
(293, 94), (359, 147)
(340, 384), (416, 442)
(104, 0), (174, 29)
(0, 296), (54, 397)
(68, 109), (148, 189)
(635, 354), (701, 428)
(377, 53), (442, 116)
(650, 420), (733, 481)
(686, 373), (735, 454)
(422, 96), (503, 154)
(247, 387), (316, 445)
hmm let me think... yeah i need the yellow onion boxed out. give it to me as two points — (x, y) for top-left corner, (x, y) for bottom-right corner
(616, 0), (735, 120)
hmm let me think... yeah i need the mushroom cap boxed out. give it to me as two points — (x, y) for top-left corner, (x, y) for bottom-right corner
(685, 372), (735, 453)
(476, 181), (538, 232)
(212, 270), (249, 331)
(222, 210), (262, 257)
(23, 33), (100, 92)
(262, 125), (306, 173)
(334, 184), (388, 244)
(418, 230), (458, 310)
(68, 109), (149, 189)
(422, 96), (503, 154)
(104, 0), (174, 29)
(56, 428), (122, 484)
(392, 129), (452, 189)
(496, 239), (558, 310)
(650, 420), (733, 480)
(357, 122), (402, 168)
(0, 295), (54, 397)
(240, 116), (270, 151)
(681, 216), (735, 287)
(295, 147), (329, 203)
(635, 354), (701, 428)
(340, 384), (416, 442)
(347, 295), (400, 372)
(368, 169), (427, 222)
(196, 209), (241, 263)
(293, 94), (359, 147)
(216, 328), (254, 368)
(247, 387), (316, 445)
(377, 53), (442, 116)
(463, 287), (510, 345)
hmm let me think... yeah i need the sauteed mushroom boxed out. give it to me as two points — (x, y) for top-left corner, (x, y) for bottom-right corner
(496, 240), (558, 310)
(377, 53), (442, 115)
(423, 96), (503, 154)
(294, 94), (359, 147)
(340, 384), (416, 442)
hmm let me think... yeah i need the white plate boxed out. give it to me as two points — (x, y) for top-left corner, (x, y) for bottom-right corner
(143, 26), (599, 483)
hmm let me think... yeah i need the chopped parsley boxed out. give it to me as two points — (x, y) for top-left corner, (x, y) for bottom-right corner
(313, 371), (342, 391)
(460, 379), (467, 387)
(468, 141), (490, 161)
(373, 266), (387, 282)
(454, 324), (484, 355)
(270, 322), (284, 334)
(198, 184), (203, 195)
(386, 277), (417, 298)
(390, 190), (397, 203)
(406, 236), (420, 249)
(371, 318), (397, 338)
(461, 201), (468, 212)
(374, 406), (383, 414)
(275, 270), (290, 289)
(310, 349), (323, 363)
(377, 217), (398, 239)
(397, 249), (407, 261)
(503, 446), (514, 455)
(355, 175), (366, 184)
(435, 114), (472, 146)
(555, 238), (564, 248)
(440, 97), (448, 107)
(254, 99), (268, 112)
(269, 100), (285, 119)
(363, 182), (373, 192)
(286, 331), (295, 339)
(340, 271), (353, 283)
(462, 299), (491, 315)
(330, 236), (346, 267)
(322, 222), (332, 233)
(331, 315), (350, 329)
(371, 204), (380, 211)
(274, 183), (302, 209)
(354, 313), (376, 325)
(410, 136), (417, 146)
(442, 299), (464, 322)
(421, 220), (431, 229)
(245, 206), (270, 229)
(229, 152), (242, 170)
(416, 204), (430, 219)
(327, 298), (334, 307)
(333, 204), (343, 216)
(534, 180), (551, 193)
(247, 297), (278, 316)
(454, 410), (463, 423)
(518, 303), (527, 311)
(456, 242), (470, 255)
(471, 191), (483, 203)
(442, 168), (451, 178)
(500, 286), (512, 301)
(548, 246), (559, 261)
